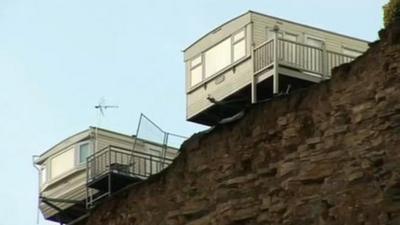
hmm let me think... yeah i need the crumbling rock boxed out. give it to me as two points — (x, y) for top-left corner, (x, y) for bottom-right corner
(83, 20), (400, 225)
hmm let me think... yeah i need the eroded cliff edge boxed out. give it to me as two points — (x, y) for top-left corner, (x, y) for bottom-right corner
(84, 22), (400, 225)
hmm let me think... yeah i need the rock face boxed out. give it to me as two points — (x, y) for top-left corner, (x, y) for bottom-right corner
(83, 22), (400, 225)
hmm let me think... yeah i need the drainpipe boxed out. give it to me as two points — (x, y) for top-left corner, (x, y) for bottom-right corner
(32, 155), (41, 224)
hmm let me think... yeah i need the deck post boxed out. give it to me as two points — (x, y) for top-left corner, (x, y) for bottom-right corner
(272, 25), (280, 94)
(321, 42), (328, 81)
(250, 22), (257, 104)
(108, 148), (112, 196)
(251, 43), (257, 104)
(86, 157), (90, 209)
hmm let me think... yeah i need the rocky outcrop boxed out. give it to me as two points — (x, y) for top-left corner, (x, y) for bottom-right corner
(83, 21), (400, 225)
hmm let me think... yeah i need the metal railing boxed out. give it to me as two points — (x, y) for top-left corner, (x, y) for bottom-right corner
(86, 114), (186, 208)
(253, 38), (356, 78)
(87, 145), (173, 183)
(86, 145), (174, 208)
(130, 114), (187, 167)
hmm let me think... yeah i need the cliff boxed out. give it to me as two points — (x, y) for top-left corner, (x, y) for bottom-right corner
(83, 21), (400, 225)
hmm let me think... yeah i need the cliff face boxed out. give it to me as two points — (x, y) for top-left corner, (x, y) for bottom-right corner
(84, 22), (400, 225)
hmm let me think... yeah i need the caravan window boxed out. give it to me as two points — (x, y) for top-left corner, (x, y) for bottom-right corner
(233, 30), (246, 62)
(189, 28), (248, 87)
(46, 141), (93, 182)
(205, 38), (232, 78)
(233, 30), (245, 42)
(191, 56), (202, 68)
(233, 40), (246, 61)
(78, 142), (92, 164)
(50, 148), (75, 179)
(190, 55), (203, 87)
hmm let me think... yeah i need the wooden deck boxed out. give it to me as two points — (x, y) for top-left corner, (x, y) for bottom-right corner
(252, 37), (355, 102)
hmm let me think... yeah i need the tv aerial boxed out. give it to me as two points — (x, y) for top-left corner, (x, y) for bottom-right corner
(94, 97), (119, 151)
(94, 97), (119, 116)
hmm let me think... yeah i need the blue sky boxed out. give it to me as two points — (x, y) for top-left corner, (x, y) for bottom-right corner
(0, 0), (388, 224)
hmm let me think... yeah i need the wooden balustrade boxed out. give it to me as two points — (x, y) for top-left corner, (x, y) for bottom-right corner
(253, 38), (356, 78)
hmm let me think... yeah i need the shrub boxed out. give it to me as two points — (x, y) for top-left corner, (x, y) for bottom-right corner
(384, 0), (400, 27)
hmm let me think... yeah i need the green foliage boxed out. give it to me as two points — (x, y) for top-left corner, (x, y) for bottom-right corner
(384, 0), (400, 27)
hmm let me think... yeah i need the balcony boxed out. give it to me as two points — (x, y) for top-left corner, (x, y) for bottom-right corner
(86, 145), (173, 208)
(253, 37), (356, 85)
(187, 35), (360, 125)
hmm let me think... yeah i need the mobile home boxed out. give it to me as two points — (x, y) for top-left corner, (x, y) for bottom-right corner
(34, 127), (179, 224)
(184, 11), (369, 125)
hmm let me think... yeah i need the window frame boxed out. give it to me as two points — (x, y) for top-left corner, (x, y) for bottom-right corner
(49, 147), (75, 180)
(204, 36), (232, 79)
(76, 141), (93, 166)
(232, 29), (247, 63)
(190, 55), (202, 68)
(189, 54), (204, 87)
(187, 27), (248, 89)
(44, 140), (93, 184)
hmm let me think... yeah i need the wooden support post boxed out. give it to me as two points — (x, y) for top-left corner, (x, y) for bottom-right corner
(321, 42), (328, 81)
(272, 25), (280, 94)
(251, 43), (257, 104)
(250, 22), (257, 104)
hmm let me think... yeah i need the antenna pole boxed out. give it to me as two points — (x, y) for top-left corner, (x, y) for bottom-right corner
(94, 98), (119, 153)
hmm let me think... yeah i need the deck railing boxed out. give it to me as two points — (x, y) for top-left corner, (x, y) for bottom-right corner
(87, 145), (173, 183)
(278, 39), (325, 75)
(253, 38), (356, 78)
(86, 145), (174, 208)
(327, 51), (354, 76)
(254, 39), (274, 74)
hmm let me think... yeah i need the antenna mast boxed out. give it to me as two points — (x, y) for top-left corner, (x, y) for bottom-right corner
(94, 98), (119, 152)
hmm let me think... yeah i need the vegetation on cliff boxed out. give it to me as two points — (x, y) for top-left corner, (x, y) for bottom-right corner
(384, 0), (400, 27)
